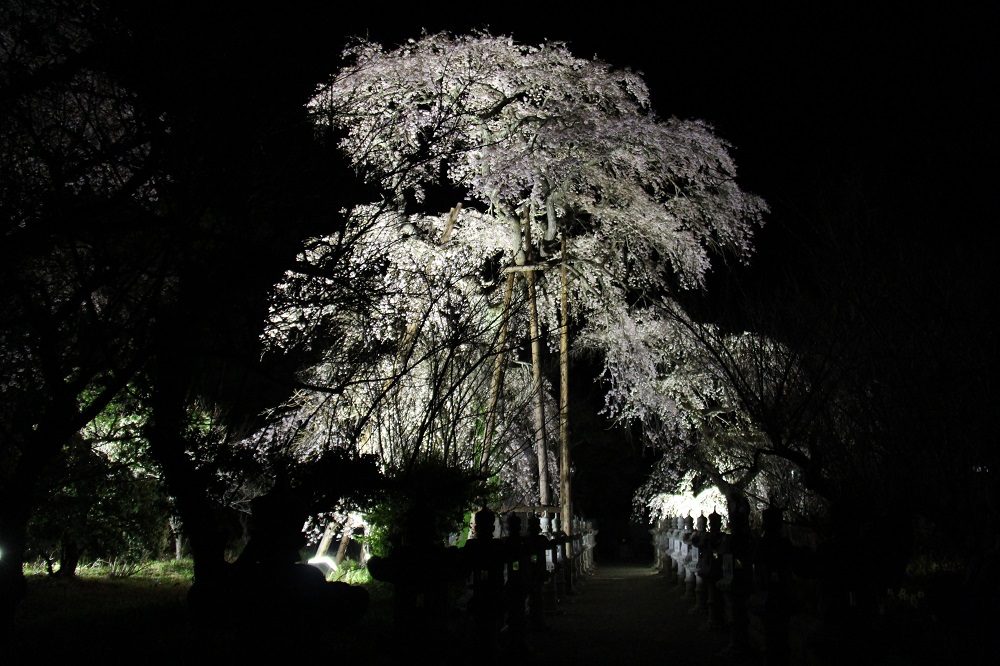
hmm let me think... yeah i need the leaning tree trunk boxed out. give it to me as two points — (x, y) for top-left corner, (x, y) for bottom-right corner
(313, 522), (338, 560)
(334, 530), (353, 567)
(355, 203), (465, 467)
(481, 271), (516, 473)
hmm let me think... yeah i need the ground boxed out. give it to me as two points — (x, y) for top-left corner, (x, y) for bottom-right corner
(9, 561), (989, 664)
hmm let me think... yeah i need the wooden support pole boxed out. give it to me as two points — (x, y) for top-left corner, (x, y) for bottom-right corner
(559, 234), (572, 542)
(523, 213), (550, 509)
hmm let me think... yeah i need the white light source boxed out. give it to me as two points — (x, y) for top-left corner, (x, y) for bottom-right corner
(308, 555), (337, 580)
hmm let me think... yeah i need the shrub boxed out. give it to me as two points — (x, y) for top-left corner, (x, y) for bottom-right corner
(361, 458), (495, 556)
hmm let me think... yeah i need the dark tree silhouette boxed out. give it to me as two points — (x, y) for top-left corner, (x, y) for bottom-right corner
(0, 0), (372, 632)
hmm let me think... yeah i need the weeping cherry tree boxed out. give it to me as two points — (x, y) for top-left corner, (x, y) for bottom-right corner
(274, 31), (765, 531)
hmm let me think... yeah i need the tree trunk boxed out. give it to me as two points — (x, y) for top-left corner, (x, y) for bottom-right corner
(314, 521), (337, 560)
(334, 530), (353, 567)
(146, 357), (228, 585)
(0, 490), (32, 640)
(481, 272), (516, 473)
(0, 312), (142, 636)
(723, 487), (753, 655)
(169, 516), (185, 560)
(56, 539), (80, 578)
(0, 410), (80, 637)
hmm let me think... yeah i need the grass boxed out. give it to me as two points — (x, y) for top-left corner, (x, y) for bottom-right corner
(21, 556), (196, 581)
(11, 572), (194, 661)
(9, 559), (402, 664)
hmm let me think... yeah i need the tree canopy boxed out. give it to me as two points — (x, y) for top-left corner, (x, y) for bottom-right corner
(262, 32), (766, 519)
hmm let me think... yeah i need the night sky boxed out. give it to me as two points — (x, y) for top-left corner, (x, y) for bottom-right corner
(145, 1), (997, 289)
(351, 4), (998, 267)
(318, 3), (999, 529)
(122, 2), (998, 552)
(158, 1), (997, 302)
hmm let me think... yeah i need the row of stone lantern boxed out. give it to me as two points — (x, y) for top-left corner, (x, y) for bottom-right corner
(652, 511), (729, 631)
(463, 508), (599, 654)
(652, 507), (797, 665)
(367, 506), (597, 659)
(502, 511), (597, 617)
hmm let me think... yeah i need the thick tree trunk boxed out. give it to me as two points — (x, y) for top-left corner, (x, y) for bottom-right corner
(0, 295), (140, 636)
(0, 491), (31, 639)
(147, 442), (227, 583)
(723, 487), (753, 655)
(146, 358), (228, 585)
(0, 406), (83, 636)
(56, 539), (80, 577)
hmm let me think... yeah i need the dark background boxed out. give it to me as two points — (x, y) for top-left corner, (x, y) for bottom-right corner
(322, 2), (998, 559)
(119, 1), (998, 560)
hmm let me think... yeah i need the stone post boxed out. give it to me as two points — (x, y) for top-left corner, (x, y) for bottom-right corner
(673, 516), (685, 585)
(652, 517), (670, 575)
(725, 499), (754, 657)
(683, 513), (696, 598)
(570, 518), (582, 584)
(525, 514), (549, 630)
(558, 521), (574, 596)
(503, 513), (529, 652)
(539, 511), (552, 535)
(693, 512), (709, 614)
(758, 506), (792, 666)
(584, 521), (596, 572)
(663, 516), (677, 585)
(463, 507), (506, 654)
(707, 509), (726, 630)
